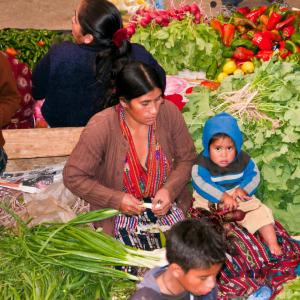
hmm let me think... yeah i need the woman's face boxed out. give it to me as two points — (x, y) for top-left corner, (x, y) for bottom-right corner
(121, 87), (163, 126)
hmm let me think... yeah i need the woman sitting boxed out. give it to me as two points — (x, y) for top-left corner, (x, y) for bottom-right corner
(63, 61), (197, 252)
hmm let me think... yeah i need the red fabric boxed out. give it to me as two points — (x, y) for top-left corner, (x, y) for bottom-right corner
(117, 104), (170, 199)
(164, 94), (186, 111)
(3, 54), (34, 129)
(189, 207), (300, 299)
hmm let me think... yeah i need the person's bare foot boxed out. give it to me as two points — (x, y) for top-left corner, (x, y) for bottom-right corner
(268, 243), (283, 256)
(258, 224), (283, 256)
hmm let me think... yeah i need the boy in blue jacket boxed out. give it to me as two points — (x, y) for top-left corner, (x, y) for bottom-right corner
(192, 112), (282, 256)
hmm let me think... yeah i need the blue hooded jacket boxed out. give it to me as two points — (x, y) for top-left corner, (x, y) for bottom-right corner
(202, 112), (243, 158)
(192, 113), (260, 203)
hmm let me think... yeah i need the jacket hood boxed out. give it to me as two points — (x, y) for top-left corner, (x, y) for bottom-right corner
(202, 112), (243, 157)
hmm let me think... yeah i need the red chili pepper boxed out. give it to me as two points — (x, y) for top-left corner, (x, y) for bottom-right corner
(236, 7), (251, 16)
(277, 40), (290, 58)
(252, 32), (273, 50)
(200, 80), (220, 90)
(222, 23), (235, 47)
(275, 15), (296, 30)
(263, 31), (281, 41)
(245, 6), (267, 23)
(279, 40), (286, 49)
(279, 48), (290, 58)
(256, 50), (273, 61)
(210, 19), (223, 36)
(232, 47), (254, 61)
(282, 25), (295, 39)
(267, 12), (282, 31)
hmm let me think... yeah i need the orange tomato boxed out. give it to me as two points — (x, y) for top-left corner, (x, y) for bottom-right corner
(37, 40), (46, 47)
(5, 47), (17, 56)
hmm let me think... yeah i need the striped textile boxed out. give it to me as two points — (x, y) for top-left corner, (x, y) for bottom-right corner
(114, 105), (184, 250)
(189, 207), (300, 300)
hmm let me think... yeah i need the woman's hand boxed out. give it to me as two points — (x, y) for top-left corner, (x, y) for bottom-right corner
(221, 192), (238, 211)
(231, 188), (251, 201)
(152, 188), (172, 216)
(120, 194), (145, 215)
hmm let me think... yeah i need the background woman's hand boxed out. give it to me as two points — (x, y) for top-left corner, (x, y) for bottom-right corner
(120, 194), (145, 215)
(152, 188), (172, 216)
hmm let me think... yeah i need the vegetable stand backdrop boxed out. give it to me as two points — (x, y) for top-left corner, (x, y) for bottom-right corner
(2, 1), (299, 235)
(0, 1), (300, 299)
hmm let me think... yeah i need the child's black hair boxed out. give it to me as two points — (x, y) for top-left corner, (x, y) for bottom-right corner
(166, 219), (226, 273)
(209, 133), (234, 147)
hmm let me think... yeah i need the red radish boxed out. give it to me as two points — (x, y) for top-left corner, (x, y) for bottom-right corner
(140, 17), (151, 27)
(155, 16), (164, 25)
(130, 15), (137, 22)
(126, 25), (136, 37)
(183, 5), (191, 12)
(190, 3), (200, 15)
(136, 7), (146, 15)
(194, 13), (202, 24)
(222, 210), (246, 222)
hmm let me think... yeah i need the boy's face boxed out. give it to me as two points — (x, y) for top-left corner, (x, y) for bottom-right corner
(209, 136), (236, 167)
(176, 263), (222, 296)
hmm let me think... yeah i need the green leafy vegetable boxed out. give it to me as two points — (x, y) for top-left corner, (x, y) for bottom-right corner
(131, 20), (223, 78)
(183, 59), (300, 234)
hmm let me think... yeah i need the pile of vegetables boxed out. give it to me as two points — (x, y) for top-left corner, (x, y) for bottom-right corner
(128, 3), (223, 77)
(127, 3), (300, 80)
(0, 29), (72, 68)
(0, 207), (164, 299)
(210, 4), (300, 79)
(183, 58), (300, 234)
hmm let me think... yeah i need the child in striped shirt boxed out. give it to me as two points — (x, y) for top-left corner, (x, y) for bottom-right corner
(192, 112), (282, 256)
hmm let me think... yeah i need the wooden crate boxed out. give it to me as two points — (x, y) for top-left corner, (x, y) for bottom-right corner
(3, 127), (83, 171)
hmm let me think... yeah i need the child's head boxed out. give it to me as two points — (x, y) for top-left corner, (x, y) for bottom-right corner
(202, 112), (243, 166)
(166, 219), (226, 296)
(209, 133), (236, 167)
(72, 0), (122, 46)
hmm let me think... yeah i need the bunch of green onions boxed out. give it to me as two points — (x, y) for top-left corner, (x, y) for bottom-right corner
(0, 207), (165, 299)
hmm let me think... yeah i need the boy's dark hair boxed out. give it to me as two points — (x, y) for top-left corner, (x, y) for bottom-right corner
(209, 133), (234, 147)
(166, 219), (226, 272)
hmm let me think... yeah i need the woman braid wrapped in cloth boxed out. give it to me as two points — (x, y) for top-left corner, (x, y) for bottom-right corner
(63, 61), (197, 272)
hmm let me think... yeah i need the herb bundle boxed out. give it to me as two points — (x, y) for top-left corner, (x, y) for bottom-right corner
(0, 208), (164, 299)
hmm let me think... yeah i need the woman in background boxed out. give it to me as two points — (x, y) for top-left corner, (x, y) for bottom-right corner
(32, 0), (165, 127)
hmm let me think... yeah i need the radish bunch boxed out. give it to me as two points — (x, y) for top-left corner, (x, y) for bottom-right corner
(125, 3), (202, 38)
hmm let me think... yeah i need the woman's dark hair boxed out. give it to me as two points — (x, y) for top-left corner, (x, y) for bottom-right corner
(112, 61), (165, 103)
(166, 219), (226, 272)
(78, 0), (131, 109)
